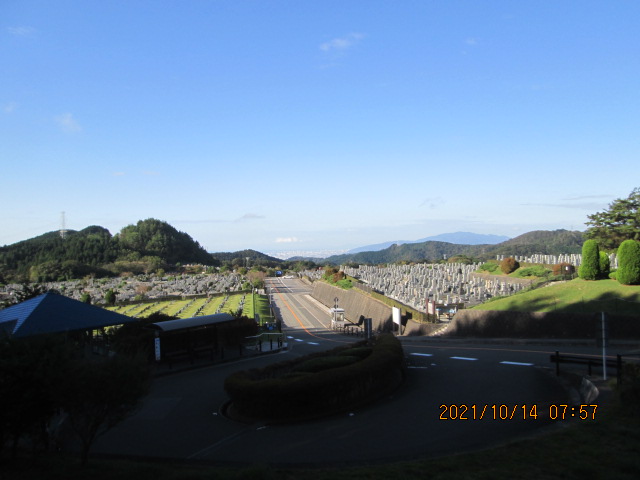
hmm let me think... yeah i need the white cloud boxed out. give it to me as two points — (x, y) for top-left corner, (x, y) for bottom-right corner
(419, 197), (445, 209)
(54, 113), (82, 133)
(3, 102), (18, 114)
(7, 26), (36, 37)
(276, 237), (299, 243)
(237, 213), (265, 221)
(320, 33), (364, 52)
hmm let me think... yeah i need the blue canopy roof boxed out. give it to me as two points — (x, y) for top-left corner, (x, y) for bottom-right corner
(0, 292), (137, 338)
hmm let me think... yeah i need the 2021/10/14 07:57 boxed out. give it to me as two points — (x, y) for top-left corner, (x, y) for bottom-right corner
(439, 404), (598, 420)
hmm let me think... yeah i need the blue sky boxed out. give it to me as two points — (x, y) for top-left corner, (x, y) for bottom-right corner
(2, 1), (639, 254)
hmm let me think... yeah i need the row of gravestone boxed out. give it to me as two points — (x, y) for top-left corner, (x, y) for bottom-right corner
(495, 253), (618, 269)
(0, 273), (244, 305)
(341, 263), (530, 311)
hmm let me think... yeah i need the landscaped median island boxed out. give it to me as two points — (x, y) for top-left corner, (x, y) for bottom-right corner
(223, 334), (405, 422)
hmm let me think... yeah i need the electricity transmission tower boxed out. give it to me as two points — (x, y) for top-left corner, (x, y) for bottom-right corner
(60, 211), (67, 239)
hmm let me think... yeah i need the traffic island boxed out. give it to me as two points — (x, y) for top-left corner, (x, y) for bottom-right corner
(223, 334), (405, 423)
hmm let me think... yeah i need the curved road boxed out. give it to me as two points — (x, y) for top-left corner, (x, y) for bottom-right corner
(92, 277), (581, 466)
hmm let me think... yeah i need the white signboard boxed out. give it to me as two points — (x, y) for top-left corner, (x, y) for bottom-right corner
(392, 307), (401, 326)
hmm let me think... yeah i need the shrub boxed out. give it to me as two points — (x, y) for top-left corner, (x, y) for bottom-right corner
(616, 239), (640, 285)
(552, 262), (575, 277)
(332, 271), (345, 283)
(224, 335), (404, 420)
(599, 251), (611, 278)
(479, 262), (499, 273)
(514, 266), (550, 278)
(338, 346), (372, 359)
(500, 257), (520, 274)
(619, 363), (640, 416)
(292, 355), (361, 373)
(578, 240), (600, 280)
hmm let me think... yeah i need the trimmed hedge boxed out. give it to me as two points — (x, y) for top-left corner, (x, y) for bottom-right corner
(224, 334), (404, 421)
(579, 239), (600, 280)
(617, 240), (640, 285)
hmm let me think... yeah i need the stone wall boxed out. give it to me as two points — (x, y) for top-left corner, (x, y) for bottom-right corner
(311, 282), (393, 333)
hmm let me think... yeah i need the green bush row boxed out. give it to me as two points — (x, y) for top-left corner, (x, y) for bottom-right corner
(223, 334), (404, 420)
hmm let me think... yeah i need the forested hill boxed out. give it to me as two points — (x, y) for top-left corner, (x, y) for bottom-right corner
(324, 229), (585, 265)
(209, 249), (285, 268)
(0, 219), (213, 282)
(490, 230), (585, 256)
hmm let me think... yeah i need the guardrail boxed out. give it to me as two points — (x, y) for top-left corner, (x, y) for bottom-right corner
(331, 319), (363, 336)
(244, 332), (285, 352)
(550, 351), (622, 383)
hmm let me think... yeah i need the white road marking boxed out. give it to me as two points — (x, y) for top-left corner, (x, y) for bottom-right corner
(410, 353), (433, 357)
(307, 342), (320, 345)
(500, 361), (534, 366)
(450, 356), (478, 361)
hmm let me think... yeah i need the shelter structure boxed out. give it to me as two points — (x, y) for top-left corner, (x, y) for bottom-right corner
(0, 292), (136, 339)
(148, 313), (240, 365)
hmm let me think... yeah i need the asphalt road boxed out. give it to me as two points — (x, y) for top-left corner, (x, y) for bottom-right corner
(90, 277), (606, 466)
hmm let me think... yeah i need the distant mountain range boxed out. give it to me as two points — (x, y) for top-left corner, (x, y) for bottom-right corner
(0, 219), (586, 283)
(347, 232), (511, 253)
(324, 230), (584, 265)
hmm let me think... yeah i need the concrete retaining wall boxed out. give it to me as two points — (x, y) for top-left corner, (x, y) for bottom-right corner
(403, 319), (442, 336)
(446, 309), (640, 339)
(311, 282), (393, 333)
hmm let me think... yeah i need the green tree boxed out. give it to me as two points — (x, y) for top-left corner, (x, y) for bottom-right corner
(585, 188), (640, 249)
(500, 257), (519, 274)
(0, 335), (76, 458)
(61, 355), (150, 465)
(448, 255), (474, 265)
(578, 240), (600, 280)
(104, 289), (117, 306)
(599, 251), (611, 278)
(616, 239), (640, 285)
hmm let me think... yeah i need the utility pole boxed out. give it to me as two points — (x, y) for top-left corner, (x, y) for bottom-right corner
(601, 312), (607, 381)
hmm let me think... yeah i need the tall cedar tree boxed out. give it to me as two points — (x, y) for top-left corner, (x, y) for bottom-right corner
(585, 187), (640, 249)
(578, 240), (600, 280)
(616, 239), (640, 285)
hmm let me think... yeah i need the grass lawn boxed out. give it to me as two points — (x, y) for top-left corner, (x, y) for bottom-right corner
(254, 294), (274, 324)
(176, 298), (208, 318)
(199, 295), (225, 315)
(472, 279), (640, 315)
(105, 294), (259, 319)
